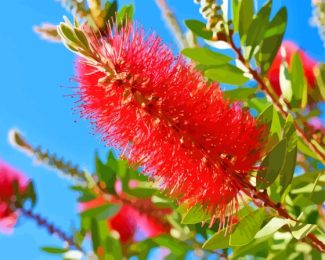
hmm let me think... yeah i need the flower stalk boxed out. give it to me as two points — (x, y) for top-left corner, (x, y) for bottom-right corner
(19, 207), (82, 251)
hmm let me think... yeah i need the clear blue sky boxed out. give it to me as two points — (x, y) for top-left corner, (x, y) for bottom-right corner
(0, 0), (324, 259)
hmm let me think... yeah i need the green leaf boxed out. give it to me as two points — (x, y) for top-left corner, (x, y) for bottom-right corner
(258, 7), (287, 74)
(279, 115), (297, 191)
(23, 181), (37, 207)
(126, 187), (157, 198)
(257, 139), (287, 189)
(310, 190), (325, 204)
(153, 235), (190, 255)
(205, 64), (249, 85)
(70, 185), (97, 202)
(279, 60), (292, 102)
(245, 0), (272, 60)
(58, 23), (79, 44)
(202, 229), (230, 250)
(74, 28), (90, 51)
(103, 1), (118, 23)
(41, 247), (69, 254)
(181, 204), (211, 224)
(238, 0), (254, 42)
(315, 63), (325, 100)
(181, 47), (232, 66)
(257, 104), (281, 144)
(247, 97), (269, 113)
(117, 4), (134, 26)
(224, 87), (256, 101)
(185, 20), (213, 40)
(232, 0), (241, 32)
(289, 222), (317, 240)
(297, 138), (319, 160)
(230, 208), (266, 246)
(255, 217), (288, 239)
(90, 219), (100, 252)
(290, 53), (308, 108)
(95, 152), (117, 194)
(80, 204), (121, 220)
(104, 236), (122, 259)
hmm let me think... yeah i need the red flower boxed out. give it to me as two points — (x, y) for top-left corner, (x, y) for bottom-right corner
(79, 196), (169, 243)
(267, 41), (318, 96)
(75, 25), (266, 223)
(0, 160), (28, 234)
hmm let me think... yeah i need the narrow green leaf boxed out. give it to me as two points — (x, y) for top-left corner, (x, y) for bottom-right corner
(238, 0), (254, 42)
(95, 152), (117, 195)
(255, 217), (288, 239)
(153, 235), (190, 255)
(230, 209), (265, 246)
(290, 53), (308, 108)
(279, 61), (292, 102)
(185, 20), (213, 40)
(23, 181), (37, 207)
(181, 204), (211, 224)
(290, 222), (317, 240)
(258, 7), (287, 74)
(311, 190), (325, 204)
(126, 187), (157, 198)
(74, 28), (90, 51)
(315, 63), (325, 100)
(245, 0), (272, 60)
(205, 64), (249, 85)
(181, 47), (232, 66)
(297, 138), (319, 160)
(257, 139), (287, 189)
(41, 247), (68, 254)
(224, 87), (256, 101)
(59, 23), (79, 44)
(279, 115), (297, 191)
(105, 236), (122, 259)
(117, 4), (134, 26)
(90, 219), (100, 252)
(232, 0), (240, 32)
(103, 0), (118, 23)
(247, 97), (269, 113)
(257, 104), (281, 144)
(202, 229), (230, 250)
(80, 204), (120, 220)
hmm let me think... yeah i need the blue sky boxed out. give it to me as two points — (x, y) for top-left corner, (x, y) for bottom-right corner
(0, 0), (324, 259)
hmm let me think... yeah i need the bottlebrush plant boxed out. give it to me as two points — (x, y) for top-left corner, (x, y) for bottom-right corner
(2, 0), (325, 259)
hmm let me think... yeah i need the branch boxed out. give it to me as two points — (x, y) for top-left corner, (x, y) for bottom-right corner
(9, 129), (88, 182)
(155, 0), (190, 49)
(19, 207), (83, 251)
(228, 38), (325, 164)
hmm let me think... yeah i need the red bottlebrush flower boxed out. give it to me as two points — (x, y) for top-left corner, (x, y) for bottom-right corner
(75, 24), (266, 224)
(0, 160), (28, 234)
(267, 41), (318, 96)
(79, 196), (169, 243)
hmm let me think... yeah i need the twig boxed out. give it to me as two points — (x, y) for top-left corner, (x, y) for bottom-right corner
(155, 0), (190, 49)
(20, 207), (83, 251)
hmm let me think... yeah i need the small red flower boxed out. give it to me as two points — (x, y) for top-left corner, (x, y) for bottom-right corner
(75, 24), (266, 224)
(267, 41), (318, 96)
(0, 160), (28, 234)
(80, 196), (169, 243)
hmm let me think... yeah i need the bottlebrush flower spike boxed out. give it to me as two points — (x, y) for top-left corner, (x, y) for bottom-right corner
(74, 24), (266, 226)
(267, 41), (318, 96)
(0, 160), (29, 234)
